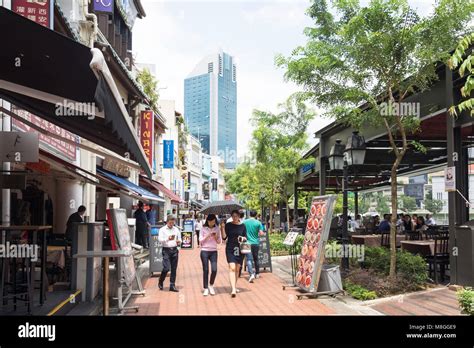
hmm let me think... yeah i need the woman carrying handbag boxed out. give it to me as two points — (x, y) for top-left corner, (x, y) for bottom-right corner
(221, 210), (248, 297)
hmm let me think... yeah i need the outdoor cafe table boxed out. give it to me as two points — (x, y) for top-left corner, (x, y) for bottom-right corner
(400, 240), (435, 257)
(0, 225), (51, 312)
(351, 234), (404, 247)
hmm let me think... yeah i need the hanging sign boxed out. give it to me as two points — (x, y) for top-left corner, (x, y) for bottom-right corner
(444, 167), (456, 192)
(93, 0), (114, 13)
(163, 140), (174, 169)
(12, 0), (53, 28)
(140, 111), (154, 168)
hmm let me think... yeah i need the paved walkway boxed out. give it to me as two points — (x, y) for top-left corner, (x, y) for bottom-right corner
(368, 287), (463, 315)
(128, 244), (334, 315)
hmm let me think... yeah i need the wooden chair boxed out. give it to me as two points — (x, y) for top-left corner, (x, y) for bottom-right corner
(426, 235), (450, 283)
(380, 232), (390, 248)
(405, 230), (421, 240)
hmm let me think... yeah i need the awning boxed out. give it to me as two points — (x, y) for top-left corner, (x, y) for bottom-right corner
(139, 176), (183, 204)
(0, 7), (152, 177)
(96, 168), (164, 203)
(190, 200), (205, 209)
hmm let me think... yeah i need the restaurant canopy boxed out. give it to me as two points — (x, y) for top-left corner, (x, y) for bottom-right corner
(96, 168), (164, 204)
(0, 7), (152, 177)
(139, 176), (183, 204)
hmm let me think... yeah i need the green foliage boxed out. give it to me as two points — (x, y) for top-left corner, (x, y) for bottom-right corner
(449, 33), (474, 117)
(268, 232), (304, 255)
(136, 68), (159, 112)
(226, 95), (316, 226)
(424, 190), (444, 215)
(363, 247), (427, 286)
(457, 287), (474, 315)
(277, 0), (474, 276)
(344, 281), (378, 301)
(399, 195), (417, 212)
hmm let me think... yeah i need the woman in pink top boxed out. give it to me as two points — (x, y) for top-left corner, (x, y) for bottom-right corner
(199, 214), (222, 296)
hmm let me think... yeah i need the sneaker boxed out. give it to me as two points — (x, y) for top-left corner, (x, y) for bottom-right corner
(249, 274), (256, 283)
(209, 286), (215, 296)
(256, 274), (261, 279)
(203, 288), (209, 296)
(236, 288), (241, 293)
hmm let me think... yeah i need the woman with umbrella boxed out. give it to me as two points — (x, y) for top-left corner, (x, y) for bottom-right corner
(222, 209), (248, 297)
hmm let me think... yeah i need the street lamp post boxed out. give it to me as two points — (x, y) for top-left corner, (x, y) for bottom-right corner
(328, 131), (366, 271)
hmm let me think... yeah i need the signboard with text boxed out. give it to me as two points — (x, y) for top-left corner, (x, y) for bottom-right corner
(11, 107), (78, 162)
(257, 232), (272, 271)
(163, 140), (174, 169)
(12, 0), (52, 28)
(93, 0), (114, 13)
(140, 111), (154, 168)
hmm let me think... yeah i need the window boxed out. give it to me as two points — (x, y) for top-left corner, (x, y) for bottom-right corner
(218, 55), (223, 76)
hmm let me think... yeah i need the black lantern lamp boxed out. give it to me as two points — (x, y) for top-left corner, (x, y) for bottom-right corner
(344, 131), (366, 166)
(328, 139), (345, 171)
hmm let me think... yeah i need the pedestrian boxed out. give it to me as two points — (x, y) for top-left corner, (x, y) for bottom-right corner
(133, 201), (150, 248)
(158, 214), (181, 292)
(416, 215), (428, 231)
(222, 209), (247, 297)
(403, 214), (415, 231)
(66, 205), (86, 242)
(199, 214), (221, 296)
(243, 210), (265, 282)
(425, 214), (436, 226)
(146, 204), (158, 247)
(377, 214), (391, 233)
(195, 215), (203, 248)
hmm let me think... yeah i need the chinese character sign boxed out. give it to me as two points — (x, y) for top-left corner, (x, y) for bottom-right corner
(163, 140), (174, 169)
(93, 0), (114, 13)
(12, 0), (52, 28)
(140, 111), (154, 168)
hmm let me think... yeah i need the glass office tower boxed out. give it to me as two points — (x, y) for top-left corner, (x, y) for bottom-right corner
(184, 50), (237, 169)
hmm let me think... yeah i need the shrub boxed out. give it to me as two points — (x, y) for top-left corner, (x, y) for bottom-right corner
(457, 288), (474, 315)
(269, 232), (304, 255)
(344, 281), (377, 300)
(362, 247), (427, 287)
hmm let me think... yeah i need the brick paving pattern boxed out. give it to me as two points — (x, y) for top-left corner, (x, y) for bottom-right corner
(369, 288), (462, 315)
(128, 244), (334, 315)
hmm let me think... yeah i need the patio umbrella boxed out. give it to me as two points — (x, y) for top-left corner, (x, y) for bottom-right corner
(199, 200), (243, 216)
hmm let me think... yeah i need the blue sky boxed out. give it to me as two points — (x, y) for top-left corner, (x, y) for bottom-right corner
(133, 0), (435, 157)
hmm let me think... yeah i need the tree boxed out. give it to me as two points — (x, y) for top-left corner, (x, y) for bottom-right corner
(399, 195), (417, 212)
(424, 190), (444, 215)
(277, 0), (473, 277)
(226, 95), (315, 231)
(449, 33), (474, 116)
(136, 68), (160, 112)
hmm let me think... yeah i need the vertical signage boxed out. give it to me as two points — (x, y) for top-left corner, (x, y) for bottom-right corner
(12, 0), (52, 28)
(163, 140), (174, 169)
(93, 0), (114, 13)
(140, 111), (154, 168)
(444, 167), (456, 192)
(296, 195), (336, 293)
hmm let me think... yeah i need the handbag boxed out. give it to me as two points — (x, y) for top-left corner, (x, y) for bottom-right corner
(239, 240), (252, 254)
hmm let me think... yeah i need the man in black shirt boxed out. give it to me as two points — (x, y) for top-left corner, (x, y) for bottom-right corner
(66, 205), (86, 241)
(134, 201), (150, 248)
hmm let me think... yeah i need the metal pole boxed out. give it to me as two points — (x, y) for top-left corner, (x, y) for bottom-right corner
(342, 164), (349, 271)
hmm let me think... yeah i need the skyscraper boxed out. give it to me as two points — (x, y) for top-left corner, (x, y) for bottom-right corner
(184, 50), (237, 169)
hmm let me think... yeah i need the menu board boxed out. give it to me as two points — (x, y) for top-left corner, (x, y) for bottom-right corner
(296, 195), (336, 292)
(180, 231), (193, 249)
(149, 226), (164, 274)
(283, 231), (299, 246)
(106, 209), (136, 287)
(257, 232), (272, 271)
